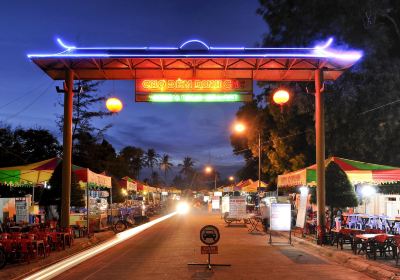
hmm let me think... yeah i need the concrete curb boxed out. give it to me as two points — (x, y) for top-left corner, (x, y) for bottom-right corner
(278, 232), (400, 280)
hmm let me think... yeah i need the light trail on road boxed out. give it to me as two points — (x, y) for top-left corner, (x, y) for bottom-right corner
(23, 212), (177, 280)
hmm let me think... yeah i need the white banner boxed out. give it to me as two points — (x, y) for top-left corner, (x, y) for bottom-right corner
(221, 196), (230, 214)
(296, 194), (307, 228)
(270, 203), (291, 231)
(212, 196), (220, 209)
(15, 197), (29, 223)
(229, 196), (246, 219)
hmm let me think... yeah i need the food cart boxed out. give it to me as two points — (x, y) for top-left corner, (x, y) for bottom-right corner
(74, 168), (112, 232)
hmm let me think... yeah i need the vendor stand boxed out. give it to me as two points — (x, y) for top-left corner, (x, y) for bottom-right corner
(74, 168), (112, 233)
(277, 156), (400, 230)
(0, 158), (61, 224)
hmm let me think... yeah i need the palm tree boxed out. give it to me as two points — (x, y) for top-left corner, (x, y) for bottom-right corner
(179, 157), (195, 178)
(119, 146), (144, 179)
(151, 171), (161, 186)
(159, 154), (173, 184)
(144, 148), (159, 173)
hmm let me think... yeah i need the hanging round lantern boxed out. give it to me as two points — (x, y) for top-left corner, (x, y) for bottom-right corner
(272, 89), (290, 106)
(106, 97), (123, 113)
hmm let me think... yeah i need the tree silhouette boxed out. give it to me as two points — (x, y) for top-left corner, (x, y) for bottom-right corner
(179, 157), (195, 178)
(325, 162), (358, 209)
(119, 146), (144, 179)
(144, 149), (159, 173)
(159, 154), (173, 183)
(57, 81), (112, 140)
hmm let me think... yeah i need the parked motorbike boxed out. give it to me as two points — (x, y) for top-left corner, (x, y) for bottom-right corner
(113, 213), (136, 233)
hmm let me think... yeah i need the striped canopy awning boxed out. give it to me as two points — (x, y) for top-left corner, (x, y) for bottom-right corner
(0, 158), (61, 187)
(278, 157), (400, 187)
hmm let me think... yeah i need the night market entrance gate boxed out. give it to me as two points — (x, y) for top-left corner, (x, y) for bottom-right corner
(28, 38), (362, 238)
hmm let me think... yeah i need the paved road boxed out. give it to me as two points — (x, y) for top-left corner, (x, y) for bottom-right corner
(55, 210), (372, 280)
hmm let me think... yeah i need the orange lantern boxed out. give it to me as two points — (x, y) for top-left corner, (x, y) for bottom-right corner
(106, 97), (123, 113)
(272, 89), (290, 106)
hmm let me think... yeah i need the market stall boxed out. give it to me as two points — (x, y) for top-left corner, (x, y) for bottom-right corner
(0, 158), (64, 223)
(74, 168), (112, 232)
(118, 177), (143, 217)
(277, 157), (400, 216)
(277, 156), (400, 187)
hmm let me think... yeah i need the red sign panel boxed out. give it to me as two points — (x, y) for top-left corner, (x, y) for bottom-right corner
(136, 78), (252, 93)
(201, 246), (218, 254)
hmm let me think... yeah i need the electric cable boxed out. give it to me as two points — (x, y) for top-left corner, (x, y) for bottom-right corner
(3, 81), (55, 122)
(0, 73), (48, 110)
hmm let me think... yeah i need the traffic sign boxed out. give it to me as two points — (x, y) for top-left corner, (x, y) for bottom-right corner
(200, 225), (220, 245)
(201, 246), (218, 254)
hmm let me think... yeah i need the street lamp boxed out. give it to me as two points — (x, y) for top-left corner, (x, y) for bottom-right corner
(233, 122), (262, 192)
(106, 97), (123, 113)
(361, 185), (376, 214)
(204, 165), (217, 191)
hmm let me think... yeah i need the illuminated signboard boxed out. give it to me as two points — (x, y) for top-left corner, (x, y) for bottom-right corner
(135, 78), (253, 102)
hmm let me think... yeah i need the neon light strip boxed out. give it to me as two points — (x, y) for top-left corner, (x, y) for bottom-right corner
(28, 37), (362, 62)
(56, 38), (76, 50)
(27, 52), (361, 60)
(23, 212), (177, 280)
(55, 37), (332, 51)
(314, 37), (334, 49)
(179, 39), (210, 50)
(144, 93), (251, 102)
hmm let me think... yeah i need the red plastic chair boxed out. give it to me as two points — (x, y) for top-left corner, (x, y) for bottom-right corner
(48, 232), (63, 251)
(37, 232), (51, 257)
(11, 233), (22, 240)
(393, 236), (400, 265)
(338, 228), (354, 250)
(374, 234), (392, 259)
(18, 239), (33, 263)
(0, 233), (11, 240)
(62, 227), (74, 247)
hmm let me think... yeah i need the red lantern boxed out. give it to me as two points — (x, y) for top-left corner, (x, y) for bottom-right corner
(272, 89), (290, 106)
(106, 97), (123, 113)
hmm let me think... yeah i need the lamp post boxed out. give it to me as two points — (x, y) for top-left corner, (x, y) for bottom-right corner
(233, 123), (261, 192)
(361, 185), (376, 214)
(205, 166), (217, 191)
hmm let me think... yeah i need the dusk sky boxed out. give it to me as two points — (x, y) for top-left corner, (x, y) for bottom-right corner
(0, 0), (267, 177)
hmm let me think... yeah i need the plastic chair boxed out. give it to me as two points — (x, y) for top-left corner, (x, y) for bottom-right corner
(11, 233), (22, 240)
(338, 228), (354, 250)
(37, 232), (51, 257)
(0, 233), (11, 240)
(347, 215), (359, 229)
(18, 239), (33, 263)
(393, 236), (400, 265)
(373, 235), (393, 259)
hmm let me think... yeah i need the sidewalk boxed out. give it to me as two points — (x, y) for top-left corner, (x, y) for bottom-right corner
(0, 230), (115, 280)
(1, 214), (163, 280)
(189, 212), (373, 280)
(277, 230), (400, 280)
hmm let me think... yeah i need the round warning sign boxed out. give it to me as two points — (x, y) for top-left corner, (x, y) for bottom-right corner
(200, 225), (220, 245)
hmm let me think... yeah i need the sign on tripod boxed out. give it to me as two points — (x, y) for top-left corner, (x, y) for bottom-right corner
(188, 225), (231, 270)
(269, 203), (292, 245)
